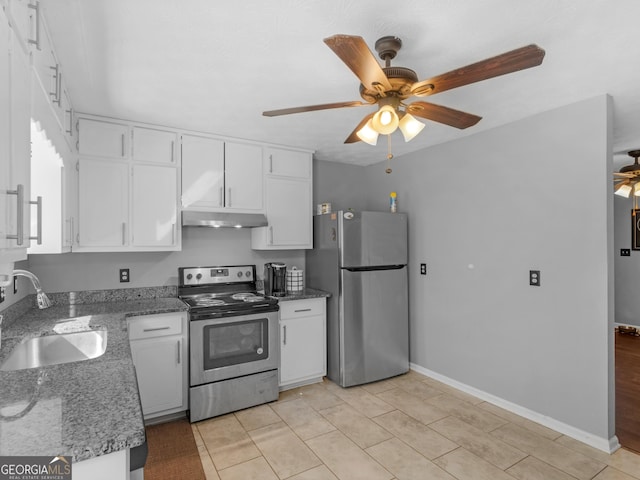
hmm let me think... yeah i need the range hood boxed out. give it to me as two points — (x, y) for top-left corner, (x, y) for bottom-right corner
(182, 211), (268, 228)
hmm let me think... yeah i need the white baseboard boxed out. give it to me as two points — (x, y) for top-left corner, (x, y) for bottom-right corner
(410, 363), (620, 454)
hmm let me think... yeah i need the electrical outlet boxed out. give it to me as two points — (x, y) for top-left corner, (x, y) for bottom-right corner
(0, 286), (5, 303)
(621, 249), (631, 256)
(420, 263), (427, 275)
(119, 268), (130, 283)
(529, 270), (541, 286)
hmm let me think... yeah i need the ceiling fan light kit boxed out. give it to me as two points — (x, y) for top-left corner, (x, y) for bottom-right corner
(263, 34), (545, 171)
(614, 150), (640, 198)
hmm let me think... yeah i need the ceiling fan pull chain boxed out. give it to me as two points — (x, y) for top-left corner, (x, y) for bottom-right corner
(385, 135), (393, 174)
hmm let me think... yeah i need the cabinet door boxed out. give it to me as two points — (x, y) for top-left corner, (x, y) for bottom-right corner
(181, 134), (224, 208)
(266, 177), (312, 247)
(130, 337), (183, 416)
(224, 142), (263, 210)
(6, 0), (36, 49)
(0, 15), (11, 253)
(264, 147), (311, 178)
(77, 158), (128, 247)
(280, 315), (325, 386)
(132, 126), (177, 164)
(78, 118), (128, 158)
(131, 164), (177, 247)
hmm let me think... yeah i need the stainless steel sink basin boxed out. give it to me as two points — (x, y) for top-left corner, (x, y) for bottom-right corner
(0, 329), (108, 371)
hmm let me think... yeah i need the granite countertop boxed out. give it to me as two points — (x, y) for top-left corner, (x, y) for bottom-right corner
(271, 287), (331, 302)
(0, 295), (187, 462)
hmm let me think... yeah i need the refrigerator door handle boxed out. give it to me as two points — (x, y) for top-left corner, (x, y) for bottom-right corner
(343, 265), (406, 272)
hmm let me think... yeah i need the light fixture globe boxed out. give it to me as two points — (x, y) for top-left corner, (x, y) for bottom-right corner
(356, 119), (379, 145)
(398, 113), (425, 142)
(371, 105), (399, 135)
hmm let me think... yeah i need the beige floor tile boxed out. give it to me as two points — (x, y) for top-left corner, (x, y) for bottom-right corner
(607, 448), (640, 479)
(306, 430), (393, 480)
(272, 398), (336, 440)
(218, 456), (278, 480)
(430, 416), (527, 469)
(328, 385), (396, 418)
(593, 466), (640, 480)
(288, 465), (340, 480)
(372, 410), (458, 459)
(296, 383), (344, 411)
(433, 447), (517, 480)
(248, 421), (321, 478)
(376, 388), (449, 425)
(234, 404), (281, 431)
(554, 434), (612, 464)
(477, 402), (562, 440)
(196, 415), (262, 470)
(507, 455), (577, 480)
(365, 437), (457, 480)
(361, 377), (400, 395)
(426, 394), (508, 432)
(192, 425), (221, 480)
(391, 376), (443, 400)
(491, 422), (606, 480)
(319, 403), (393, 448)
(421, 377), (485, 405)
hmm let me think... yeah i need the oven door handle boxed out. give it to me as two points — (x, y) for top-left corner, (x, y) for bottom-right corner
(282, 325), (287, 345)
(143, 326), (171, 332)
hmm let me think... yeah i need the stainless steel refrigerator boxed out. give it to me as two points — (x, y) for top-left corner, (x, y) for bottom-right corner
(306, 210), (409, 387)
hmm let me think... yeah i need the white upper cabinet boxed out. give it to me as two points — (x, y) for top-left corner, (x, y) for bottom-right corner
(78, 118), (128, 159)
(181, 134), (224, 209)
(4, 0), (37, 50)
(181, 136), (263, 212)
(76, 115), (181, 252)
(224, 142), (263, 211)
(252, 147), (313, 250)
(132, 126), (178, 164)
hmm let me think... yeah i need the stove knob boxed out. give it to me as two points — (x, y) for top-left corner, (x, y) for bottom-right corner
(186, 274), (193, 280)
(196, 273), (202, 281)
(246, 270), (252, 278)
(237, 271), (243, 278)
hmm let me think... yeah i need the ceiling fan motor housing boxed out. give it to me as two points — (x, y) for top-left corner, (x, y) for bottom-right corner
(359, 66), (419, 102)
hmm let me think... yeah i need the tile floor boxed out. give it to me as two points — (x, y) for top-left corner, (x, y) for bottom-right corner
(191, 371), (640, 480)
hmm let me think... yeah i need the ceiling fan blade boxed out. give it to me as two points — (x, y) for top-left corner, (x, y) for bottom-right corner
(407, 101), (481, 129)
(263, 101), (367, 117)
(614, 172), (637, 178)
(344, 113), (375, 144)
(410, 44), (545, 97)
(324, 34), (392, 92)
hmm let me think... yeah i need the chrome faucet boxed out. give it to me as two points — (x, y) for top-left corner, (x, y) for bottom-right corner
(13, 269), (52, 309)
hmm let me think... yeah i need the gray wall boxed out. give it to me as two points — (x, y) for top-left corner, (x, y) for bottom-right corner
(315, 95), (614, 443)
(614, 195), (640, 326)
(26, 227), (305, 293)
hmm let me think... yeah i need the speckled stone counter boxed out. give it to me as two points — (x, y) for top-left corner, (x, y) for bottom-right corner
(271, 287), (331, 301)
(0, 295), (187, 462)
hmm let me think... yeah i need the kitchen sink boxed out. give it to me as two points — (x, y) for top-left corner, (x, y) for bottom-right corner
(0, 329), (108, 371)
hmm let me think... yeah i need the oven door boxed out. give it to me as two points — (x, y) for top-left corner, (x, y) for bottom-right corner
(190, 311), (279, 386)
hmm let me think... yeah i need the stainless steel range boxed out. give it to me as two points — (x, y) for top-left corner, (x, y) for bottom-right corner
(178, 265), (279, 423)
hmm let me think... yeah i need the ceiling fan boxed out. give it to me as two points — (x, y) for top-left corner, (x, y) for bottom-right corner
(614, 150), (640, 197)
(263, 34), (546, 146)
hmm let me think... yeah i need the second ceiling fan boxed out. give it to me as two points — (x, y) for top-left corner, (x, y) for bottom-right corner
(263, 34), (546, 146)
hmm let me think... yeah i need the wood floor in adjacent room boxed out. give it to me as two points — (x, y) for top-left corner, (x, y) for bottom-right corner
(616, 330), (640, 454)
(187, 371), (640, 480)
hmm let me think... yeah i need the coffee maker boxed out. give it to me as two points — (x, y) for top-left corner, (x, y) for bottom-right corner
(264, 263), (287, 297)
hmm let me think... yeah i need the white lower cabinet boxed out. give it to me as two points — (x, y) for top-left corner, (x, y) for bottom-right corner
(127, 312), (188, 420)
(279, 298), (326, 390)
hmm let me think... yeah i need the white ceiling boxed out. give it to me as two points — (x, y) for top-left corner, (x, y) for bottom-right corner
(41, 0), (640, 167)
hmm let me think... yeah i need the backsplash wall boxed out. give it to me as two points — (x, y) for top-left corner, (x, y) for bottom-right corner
(26, 227), (305, 293)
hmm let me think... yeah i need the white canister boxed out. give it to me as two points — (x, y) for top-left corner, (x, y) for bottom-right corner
(286, 267), (304, 293)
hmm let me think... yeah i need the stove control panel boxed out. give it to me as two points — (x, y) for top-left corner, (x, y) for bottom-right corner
(180, 265), (255, 286)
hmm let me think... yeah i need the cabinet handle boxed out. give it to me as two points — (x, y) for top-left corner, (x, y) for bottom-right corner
(269, 226), (274, 245)
(28, 2), (41, 50)
(219, 187), (223, 207)
(170, 141), (175, 163)
(269, 154), (273, 173)
(28, 196), (43, 245)
(143, 326), (171, 332)
(172, 223), (176, 245)
(6, 184), (25, 245)
(122, 223), (126, 245)
(49, 64), (59, 102)
(283, 325), (287, 345)
(55, 71), (62, 107)
(66, 109), (73, 135)
(177, 340), (181, 364)
(227, 188), (232, 207)
(294, 308), (311, 313)
(121, 134), (125, 157)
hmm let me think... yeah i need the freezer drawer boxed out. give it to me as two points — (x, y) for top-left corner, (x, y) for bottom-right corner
(338, 266), (409, 386)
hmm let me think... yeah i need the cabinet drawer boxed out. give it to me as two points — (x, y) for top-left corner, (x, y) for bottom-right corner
(279, 298), (324, 319)
(128, 313), (183, 340)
